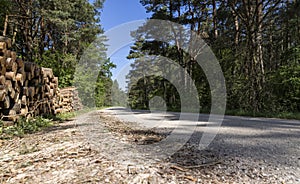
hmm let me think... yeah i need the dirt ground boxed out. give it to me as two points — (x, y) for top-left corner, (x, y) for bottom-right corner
(0, 110), (299, 183)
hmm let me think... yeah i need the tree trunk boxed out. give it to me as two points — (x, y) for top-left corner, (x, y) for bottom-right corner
(232, 9), (239, 77)
(212, 0), (218, 39)
(3, 14), (8, 36)
(256, 0), (265, 84)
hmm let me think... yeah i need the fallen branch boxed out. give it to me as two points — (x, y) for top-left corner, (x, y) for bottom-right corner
(183, 160), (223, 169)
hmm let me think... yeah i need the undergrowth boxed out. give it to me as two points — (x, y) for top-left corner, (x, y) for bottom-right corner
(0, 112), (77, 139)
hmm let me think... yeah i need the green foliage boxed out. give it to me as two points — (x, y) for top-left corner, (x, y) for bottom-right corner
(0, 0), (105, 92)
(281, 46), (300, 65)
(94, 59), (116, 107)
(73, 35), (115, 108)
(0, 112), (76, 139)
(111, 80), (127, 106)
(55, 112), (77, 121)
(126, 0), (300, 117)
(226, 109), (300, 120)
(0, 117), (53, 139)
(36, 51), (77, 87)
(271, 64), (300, 112)
(42, 112), (77, 121)
(95, 77), (113, 107)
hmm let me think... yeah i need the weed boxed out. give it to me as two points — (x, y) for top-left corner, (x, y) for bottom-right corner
(0, 117), (53, 139)
(18, 143), (40, 155)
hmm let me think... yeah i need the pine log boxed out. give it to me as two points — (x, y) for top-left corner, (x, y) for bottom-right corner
(32, 79), (39, 86)
(34, 108), (40, 116)
(43, 77), (49, 83)
(5, 57), (13, 69)
(0, 56), (5, 66)
(5, 80), (12, 92)
(3, 95), (10, 108)
(14, 83), (20, 93)
(11, 61), (18, 73)
(21, 95), (27, 105)
(10, 51), (16, 61)
(34, 67), (41, 77)
(9, 88), (15, 99)
(12, 103), (21, 114)
(20, 106), (28, 115)
(45, 84), (50, 92)
(35, 87), (40, 95)
(0, 57), (6, 75)
(17, 67), (25, 75)
(4, 110), (17, 122)
(50, 82), (56, 89)
(0, 36), (11, 48)
(52, 77), (58, 85)
(12, 90), (19, 102)
(44, 92), (50, 99)
(25, 72), (32, 80)
(16, 58), (24, 68)
(5, 50), (11, 57)
(0, 42), (6, 50)
(15, 73), (24, 85)
(28, 87), (35, 98)
(50, 89), (54, 96)
(0, 75), (5, 85)
(5, 71), (16, 81)
(41, 67), (53, 78)
(0, 65), (5, 75)
(24, 80), (29, 87)
(23, 87), (29, 96)
(0, 89), (7, 101)
(26, 113), (32, 119)
(24, 62), (35, 72)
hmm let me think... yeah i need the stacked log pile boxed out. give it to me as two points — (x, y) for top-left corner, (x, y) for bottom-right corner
(54, 87), (83, 114)
(0, 37), (60, 122)
(0, 37), (82, 123)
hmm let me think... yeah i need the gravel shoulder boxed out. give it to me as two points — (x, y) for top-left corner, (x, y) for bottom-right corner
(0, 109), (299, 183)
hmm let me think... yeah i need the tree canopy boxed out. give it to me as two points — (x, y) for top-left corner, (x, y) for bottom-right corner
(0, 0), (116, 107)
(126, 0), (300, 115)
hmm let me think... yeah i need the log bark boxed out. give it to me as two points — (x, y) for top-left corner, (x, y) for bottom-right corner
(0, 42), (6, 50)
(3, 95), (10, 108)
(21, 95), (27, 105)
(24, 62), (35, 72)
(0, 41), (80, 121)
(0, 75), (5, 85)
(0, 36), (11, 48)
(16, 58), (24, 68)
(15, 73), (24, 85)
(0, 89), (7, 101)
(5, 72), (16, 81)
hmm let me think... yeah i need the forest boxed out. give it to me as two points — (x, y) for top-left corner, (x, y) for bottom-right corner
(0, 0), (299, 118)
(127, 0), (300, 117)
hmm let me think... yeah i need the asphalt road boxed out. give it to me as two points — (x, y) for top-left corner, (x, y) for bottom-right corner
(101, 107), (300, 182)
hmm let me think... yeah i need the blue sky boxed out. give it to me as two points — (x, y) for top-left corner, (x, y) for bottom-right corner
(101, 0), (148, 31)
(101, 0), (150, 90)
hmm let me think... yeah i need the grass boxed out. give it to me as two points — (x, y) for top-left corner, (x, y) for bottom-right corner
(129, 106), (300, 120)
(55, 111), (77, 121)
(225, 109), (300, 120)
(41, 111), (77, 122)
(0, 111), (78, 139)
(18, 143), (40, 155)
(0, 117), (53, 139)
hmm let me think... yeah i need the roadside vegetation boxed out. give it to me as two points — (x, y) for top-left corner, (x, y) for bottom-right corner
(0, 112), (76, 139)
